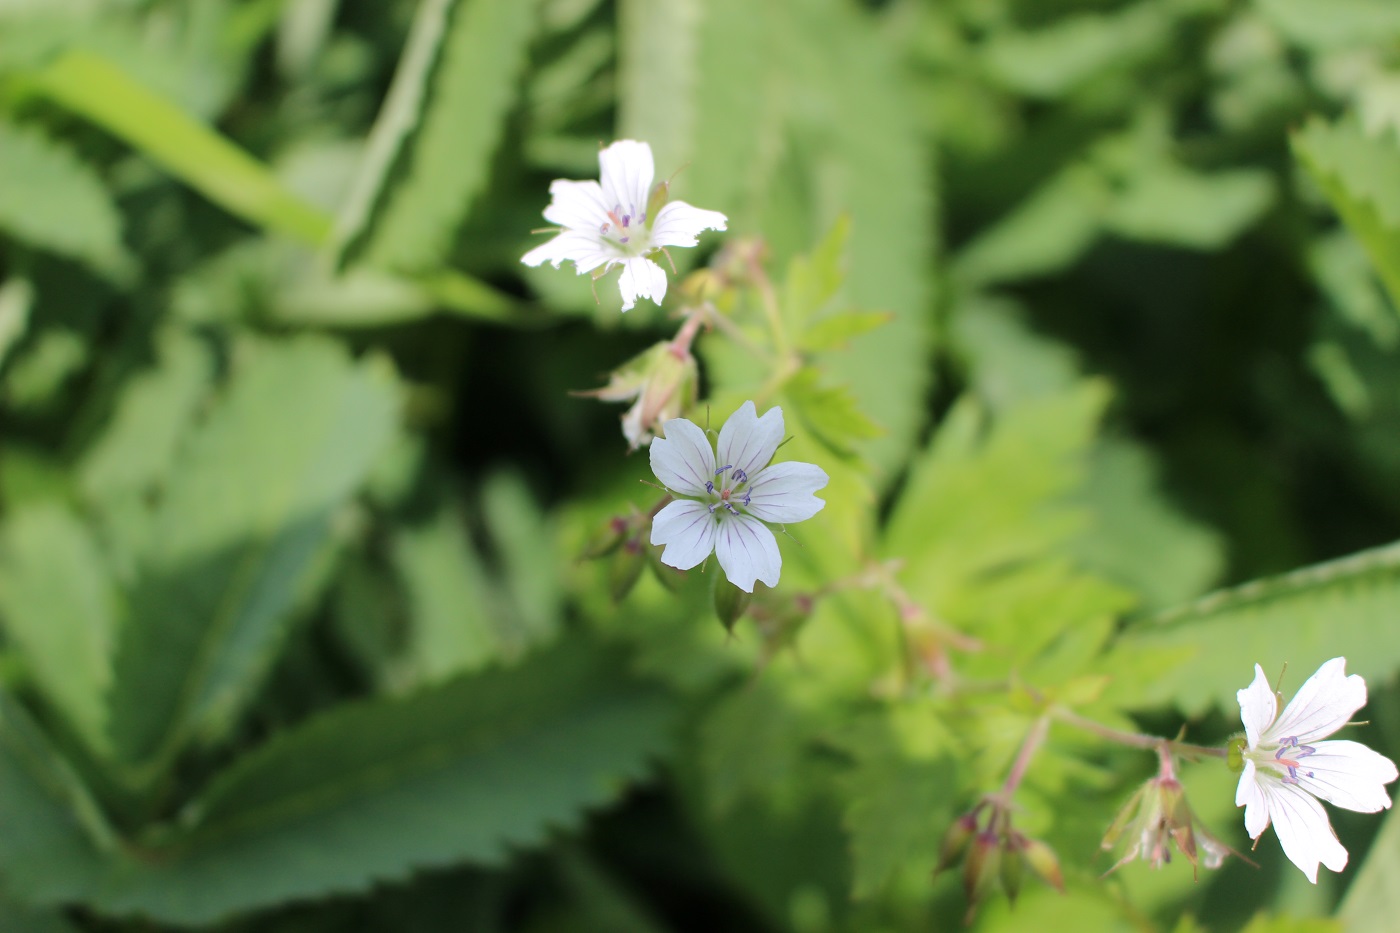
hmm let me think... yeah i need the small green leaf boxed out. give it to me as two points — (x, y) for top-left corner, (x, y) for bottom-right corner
(0, 507), (115, 755)
(799, 309), (892, 353)
(1104, 164), (1274, 250)
(0, 119), (131, 280)
(781, 215), (851, 337)
(783, 367), (884, 459)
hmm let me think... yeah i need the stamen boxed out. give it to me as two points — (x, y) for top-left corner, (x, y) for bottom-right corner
(742, 492), (751, 507)
(640, 211), (647, 224)
(600, 222), (610, 234)
(715, 465), (732, 476)
(620, 236), (629, 243)
(723, 502), (740, 514)
(621, 214), (631, 226)
(705, 481), (715, 494)
(708, 503), (719, 514)
(732, 468), (748, 484)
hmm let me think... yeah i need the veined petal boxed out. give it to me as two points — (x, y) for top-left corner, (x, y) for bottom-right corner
(743, 461), (829, 523)
(1259, 778), (1348, 883)
(650, 499), (717, 571)
(717, 401), (784, 480)
(1237, 760), (1271, 839)
(1270, 658), (1367, 746)
(1296, 739), (1399, 813)
(599, 140), (654, 221)
(1238, 664), (1278, 750)
(618, 257), (667, 312)
(650, 417), (716, 496)
(650, 200), (728, 248)
(541, 179), (612, 230)
(522, 231), (615, 273)
(713, 513), (780, 593)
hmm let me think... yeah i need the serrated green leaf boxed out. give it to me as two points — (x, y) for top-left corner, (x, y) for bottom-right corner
(357, 0), (540, 273)
(782, 367), (884, 459)
(1293, 117), (1400, 313)
(698, 679), (810, 814)
(835, 704), (956, 897)
(108, 337), (399, 768)
(78, 329), (214, 504)
(0, 506), (115, 755)
(1339, 808), (1400, 932)
(799, 309), (892, 354)
(781, 215), (851, 339)
(0, 119), (131, 280)
(1, 639), (674, 925)
(1112, 540), (1400, 714)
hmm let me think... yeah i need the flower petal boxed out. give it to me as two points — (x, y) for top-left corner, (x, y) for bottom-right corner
(541, 179), (612, 231)
(742, 461), (828, 523)
(649, 417), (715, 496)
(1238, 664), (1278, 750)
(650, 200), (728, 248)
(650, 499), (717, 571)
(1296, 739), (1399, 813)
(618, 257), (667, 312)
(1237, 759), (1271, 839)
(521, 231), (615, 273)
(1260, 776), (1348, 883)
(599, 140), (654, 220)
(1271, 657), (1368, 746)
(716, 401), (784, 480)
(713, 513), (780, 593)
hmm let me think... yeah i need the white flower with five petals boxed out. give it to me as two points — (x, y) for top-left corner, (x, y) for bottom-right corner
(1235, 657), (1398, 882)
(649, 402), (828, 592)
(522, 140), (727, 311)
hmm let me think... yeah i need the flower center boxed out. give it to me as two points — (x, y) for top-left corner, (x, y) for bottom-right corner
(1270, 736), (1317, 784)
(705, 464), (752, 516)
(600, 203), (648, 253)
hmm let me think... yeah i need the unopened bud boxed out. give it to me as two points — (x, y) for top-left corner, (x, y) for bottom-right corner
(934, 810), (980, 878)
(580, 516), (630, 560)
(713, 578), (752, 633)
(609, 539), (646, 603)
(645, 180), (670, 225)
(962, 831), (1002, 905)
(646, 543), (686, 591)
(999, 834), (1024, 904)
(573, 341), (698, 449)
(1019, 836), (1064, 893)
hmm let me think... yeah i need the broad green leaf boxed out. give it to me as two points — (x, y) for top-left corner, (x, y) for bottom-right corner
(1293, 117), (1400, 312)
(981, 5), (1173, 99)
(783, 367), (884, 460)
(107, 337), (399, 767)
(78, 329), (214, 504)
(0, 277), (33, 372)
(1105, 164), (1275, 250)
(1111, 540), (1400, 714)
(0, 507), (115, 754)
(357, 0), (540, 273)
(1, 330), (87, 410)
(617, 0), (700, 175)
(698, 679), (811, 814)
(2, 640), (675, 925)
(0, 120), (131, 279)
(951, 295), (1082, 409)
(479, 471), (562, 652)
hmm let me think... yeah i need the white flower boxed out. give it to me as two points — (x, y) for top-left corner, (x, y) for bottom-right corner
(1234, 657), (1399, 883)
(648, 401), (828, 592)
(521, 140), (727, 311)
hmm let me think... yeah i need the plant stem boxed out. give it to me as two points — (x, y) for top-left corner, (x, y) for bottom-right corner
(1053, 708), (1227, 760)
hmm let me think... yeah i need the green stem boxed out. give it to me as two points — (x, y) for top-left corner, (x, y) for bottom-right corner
(1054, 708), (1227, 760)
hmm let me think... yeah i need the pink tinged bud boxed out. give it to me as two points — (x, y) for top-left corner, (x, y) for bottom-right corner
(934, 811), (981, 878)
(963, 831), (1002, 905)
(580, 516), (631, 560)
(1000, 835), (1024, 905)
(713, 577), (752, 633)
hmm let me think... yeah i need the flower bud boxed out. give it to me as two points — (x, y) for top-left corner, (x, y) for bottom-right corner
(609, 539), (646, 603)
(713, 578), (752, 633)
(933, 810), (980, 878)
(580, 515), (631, 560)
(645, 543), (686, 591)
(1102, 772), (1240, 878)
(1018, 835), (1064, 893)
(962, 831), (1002, 919)
(999, 834), (1024, 905)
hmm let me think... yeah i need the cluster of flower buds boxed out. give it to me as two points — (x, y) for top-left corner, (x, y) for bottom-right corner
(934, 800), (1063, 922)
(1101, 750), (1241, 879)
(579, 510), (682, 602)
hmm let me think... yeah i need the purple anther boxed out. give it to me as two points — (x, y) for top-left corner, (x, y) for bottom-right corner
(621, 214), (631, 226)
(705, 481), (715, 494)
(715, 464), (732, 476)
(742, 492), (751, 507)
(732, 468), (748, 484)
(708, 503), (719, 514)
(723, 502), (740, 514)
(600, 223), (610, 234)
(640, 212), (647, 224)
(620, 236), (629, 243)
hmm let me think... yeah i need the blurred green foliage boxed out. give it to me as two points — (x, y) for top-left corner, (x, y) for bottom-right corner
(1, 0), (1400, 930)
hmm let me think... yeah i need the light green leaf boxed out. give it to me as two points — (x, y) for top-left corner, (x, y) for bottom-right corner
(1112, 539), (1400, 714)
(1258, 0), (1400, 49)
(617, 0), (700, 174)
(698, 679), (810, 814)
(356, 0), (541, 273)
(781, 215), (851, 339)
(1105, 164), (1275, 250)
(107, 337), (400, 767)
(0, 119), (131, 279)
(1, 640), (675, 925)
(783, 367), (884, 459)
(78, 329), (214, 504)
(799, 310), (892, 354)
(0, 277), (33, 372)
(1339, 808), (1400, 932)
(981, 5), (1173, 99)
(1293, 117), (1400, 312)
(0, 507), (115, 755)
(479, 471), (561, 652)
